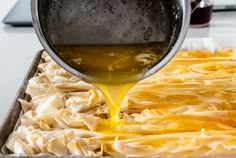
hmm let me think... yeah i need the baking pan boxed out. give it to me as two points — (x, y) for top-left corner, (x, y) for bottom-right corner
(0, 49), (235, 158)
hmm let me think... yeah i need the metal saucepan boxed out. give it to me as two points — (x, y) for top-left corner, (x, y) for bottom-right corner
(31, 0), (200, 83)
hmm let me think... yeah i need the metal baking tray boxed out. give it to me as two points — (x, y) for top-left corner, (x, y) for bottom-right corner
(0, 49), (234, 158)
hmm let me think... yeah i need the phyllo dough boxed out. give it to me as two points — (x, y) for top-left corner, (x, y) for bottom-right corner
(6, 49), (236, 157)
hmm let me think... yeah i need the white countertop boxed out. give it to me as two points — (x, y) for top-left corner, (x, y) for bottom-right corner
(0, 1), (236, 123)
(0, 0), (42, 123)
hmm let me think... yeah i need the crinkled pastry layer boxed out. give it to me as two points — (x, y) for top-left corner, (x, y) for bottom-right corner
(6, 49), (236, 156)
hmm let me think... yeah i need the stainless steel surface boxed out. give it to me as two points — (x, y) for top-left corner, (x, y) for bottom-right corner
(32, 0), (190, 83)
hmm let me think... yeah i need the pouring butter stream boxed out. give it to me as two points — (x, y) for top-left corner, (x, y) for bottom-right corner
(54, 43), (168, 121)
(33, 0), (186, 125)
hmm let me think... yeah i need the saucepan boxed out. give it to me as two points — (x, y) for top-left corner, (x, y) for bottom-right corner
(31, 0), (200, 83)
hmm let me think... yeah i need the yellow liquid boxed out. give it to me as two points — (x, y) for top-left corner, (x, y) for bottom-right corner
(54, 43), (167, 84)
(54, 43), (168, 122)
(95, 82), (136, 121)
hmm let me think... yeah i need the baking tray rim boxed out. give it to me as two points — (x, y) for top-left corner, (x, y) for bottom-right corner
(0, 50), (43, 157)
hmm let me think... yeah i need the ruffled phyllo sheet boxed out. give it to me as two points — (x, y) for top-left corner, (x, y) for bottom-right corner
(5, 49), (236, 157)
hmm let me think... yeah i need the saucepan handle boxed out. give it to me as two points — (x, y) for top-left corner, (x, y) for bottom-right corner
(191, 0), (202, 13)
